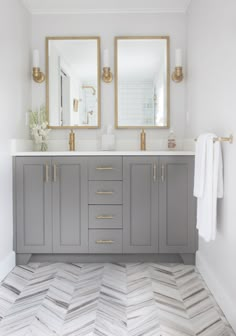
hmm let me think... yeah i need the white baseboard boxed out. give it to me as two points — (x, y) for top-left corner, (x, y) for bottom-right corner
(0, 251), (16, 282)
(196, 251), (236, 332)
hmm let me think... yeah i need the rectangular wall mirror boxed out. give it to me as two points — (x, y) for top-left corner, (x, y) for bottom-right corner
(115, 36), (169, 128)
(46, 37), (101, 129)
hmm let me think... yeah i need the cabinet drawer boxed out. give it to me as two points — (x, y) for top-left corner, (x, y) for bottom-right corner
(89, 205), (122, 229)
(88, 157), (122, 181)
(89, 181), (122, 204)
(89, 229), (122, 253)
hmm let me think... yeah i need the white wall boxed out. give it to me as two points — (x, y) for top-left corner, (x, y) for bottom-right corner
(31, 13), (187, 146)
(187, 0), (236, 330)
(0, 0), (31, 279)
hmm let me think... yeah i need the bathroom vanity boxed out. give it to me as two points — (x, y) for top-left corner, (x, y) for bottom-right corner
(13, 151), (197, 265)
(13, 35), (198, 265)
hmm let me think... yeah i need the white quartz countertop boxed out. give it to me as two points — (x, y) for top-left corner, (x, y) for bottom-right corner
(11, 139), (196, 156)
(12, 150), (195, 156)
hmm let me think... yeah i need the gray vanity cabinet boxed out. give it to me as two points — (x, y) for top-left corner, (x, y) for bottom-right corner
(15, 157), (52, 253)
(123, 157), (159, 253)
(158, 156), (196, 253)
(52, 157), (88, 253)
(15, 156), (88, 254)
(14, 154), (196, 263)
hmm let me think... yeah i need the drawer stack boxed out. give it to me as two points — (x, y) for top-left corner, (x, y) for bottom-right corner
(88, 157), (123, 253)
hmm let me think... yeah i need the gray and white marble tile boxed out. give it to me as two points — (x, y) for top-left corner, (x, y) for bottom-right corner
(0, 263), (234, 336)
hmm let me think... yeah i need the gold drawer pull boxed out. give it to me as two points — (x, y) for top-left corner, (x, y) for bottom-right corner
(45, 164), (49, 183)
(96, 215), (114, 219)
(96, 191), (113, 195)
(153, 163), (157, 182)
(96, 240), (114, 244)
(96, 215), (113, 219)
(53, 164), (57, 182)
(161, 164), (166, 182)
(96, 167), (113, 170)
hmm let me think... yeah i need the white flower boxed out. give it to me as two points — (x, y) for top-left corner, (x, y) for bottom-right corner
(29, 105), (51, 146)
(41, 122), (47, 129)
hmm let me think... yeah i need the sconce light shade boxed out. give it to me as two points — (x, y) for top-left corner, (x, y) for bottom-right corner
(33, 49), (40, 68)
(175, 49), (182, 67)
(102, 49), (113, 83)
(172, 48), (184, 83)
(32, 49), (45, 83)
(103, 49), (110, 67)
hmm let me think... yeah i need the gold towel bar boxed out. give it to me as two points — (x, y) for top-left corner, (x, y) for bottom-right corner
(194, 134), (233, 144)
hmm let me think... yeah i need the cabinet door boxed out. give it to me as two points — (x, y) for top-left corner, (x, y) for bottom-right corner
(159, 156), (196, 253)
(52, 157), (88, 253)
(123, 157), (158, 253)
(15, 157), (52, 253)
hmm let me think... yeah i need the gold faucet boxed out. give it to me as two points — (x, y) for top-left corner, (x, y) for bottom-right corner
(140, 129), (146, 151)
(69, 129), (75, 151)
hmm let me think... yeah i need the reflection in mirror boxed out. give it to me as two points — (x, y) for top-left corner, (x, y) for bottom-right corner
(46, 37), (100, 128)
(115, 37), (169, 128)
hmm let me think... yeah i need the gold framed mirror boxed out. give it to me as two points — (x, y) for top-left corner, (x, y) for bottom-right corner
(115, 36), (170, 129)
(46, 36), (101, 129)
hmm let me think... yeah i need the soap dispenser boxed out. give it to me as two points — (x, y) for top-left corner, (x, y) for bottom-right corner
(101, 125), (115, 150)
(168, 129), (176, 150)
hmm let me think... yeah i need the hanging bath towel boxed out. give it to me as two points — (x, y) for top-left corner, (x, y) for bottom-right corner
(194, 133), (223, 242)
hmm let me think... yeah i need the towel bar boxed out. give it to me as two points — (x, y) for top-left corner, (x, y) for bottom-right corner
(194, 134), (233, 144)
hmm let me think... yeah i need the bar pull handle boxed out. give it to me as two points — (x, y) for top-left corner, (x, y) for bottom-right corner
(96, 167), (113, 170)
(96, 215), (114, 219)
(96, 191), (114, 195)
(45, 164), (49, 183)
(53, 164), (57, 182)
(153, 163), (157, 182)
(161, 164), (166, 182)
(96, 240), (114, 244)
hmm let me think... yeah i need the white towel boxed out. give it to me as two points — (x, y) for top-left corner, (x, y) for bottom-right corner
(194, 133), (223, 242)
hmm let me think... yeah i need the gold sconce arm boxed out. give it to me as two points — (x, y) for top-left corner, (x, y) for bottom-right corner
(32, 67), (45, 83)
(172, 66), (184, 83)
(102, 67), (113, 83)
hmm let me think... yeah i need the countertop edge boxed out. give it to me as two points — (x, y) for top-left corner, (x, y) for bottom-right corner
(12, 151), (195, 156)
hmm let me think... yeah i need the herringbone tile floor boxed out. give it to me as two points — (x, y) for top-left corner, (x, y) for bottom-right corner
(0, 263), (234, 336)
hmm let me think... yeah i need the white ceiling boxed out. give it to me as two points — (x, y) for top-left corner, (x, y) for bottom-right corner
(21, 0), (192, 15)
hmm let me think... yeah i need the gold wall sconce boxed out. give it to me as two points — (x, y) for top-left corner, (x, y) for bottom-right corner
(172, 48), (184, 83)
(102, 49), (113, 83)
(32, 49), (45, 83)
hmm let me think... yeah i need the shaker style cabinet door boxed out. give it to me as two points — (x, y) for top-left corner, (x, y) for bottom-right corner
(123, 157), (159, 253)
(159, 157), (197, 253)
(52, 157), (88, 253)
(15, 157), (52, 253)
